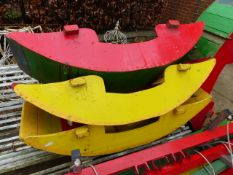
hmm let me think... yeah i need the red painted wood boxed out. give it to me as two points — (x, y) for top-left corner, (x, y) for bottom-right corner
(63, 25), (79, 35)
(219, 168), (233, 175)
(190, 101), (214, 130)
(6, 22), (203, 72)
(202, 33), (233, 93)
(191, 33), (233, 130)
(66, 123), (233, 175)
(145, 141), (231, 175)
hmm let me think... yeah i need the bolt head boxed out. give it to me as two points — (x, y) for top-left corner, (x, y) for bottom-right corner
(69, 77), (86, 87)
(167, 20), (180, 29)
(64, 24), (79, 35)
(177, 64), (191, 71)
(227, 114), (233, 121)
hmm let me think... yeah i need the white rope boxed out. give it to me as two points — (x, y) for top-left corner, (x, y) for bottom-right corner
(210, 118), (233, 169)
(215, 141), (233, 147)
(89, 164), (99, 175)
(194, 150), (216, 175)
(214, 141), (232, 153)
(193, 119), (232, 174)
(226, 120), (233, 167)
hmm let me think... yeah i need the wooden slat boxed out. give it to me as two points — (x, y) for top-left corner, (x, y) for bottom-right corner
(30, 163), (70, 175)
(0, 105), (22, 112)
(0, 117), (21, 125)
(0, 150), (48, 166)
(207, 2), (233, 20)
(0, 100), (22, 108)
(0, 80), (37, 88)
(0, 89), (15, 94)
(0, 140), (24, 151)
(0, 70), (24, 76)
(0, 65), (18, 70)
(0, 145), (31, 156)
(0, 93), (20, 100)
(0, 74), (31, 81)
(0, 136), (19, 144)
(0, 153), (61, 174)
(200, 13), (233, 37)
(0, 123), (19, 131)
(0, 111), (21, 118)
(197, 2), (233, 38)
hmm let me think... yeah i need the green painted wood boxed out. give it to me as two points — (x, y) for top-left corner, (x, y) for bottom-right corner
(199, 13), (233, 38)
(21, 45), (167, 92)
(184, 37), (220, 60)
(206, 2), (233, 19)
(192, 159), (228, 175)
(197, 2), (233, 38)
(23, 47), (62, 83)
(185, 2), (233, 60)
(195, 37), (220, 57)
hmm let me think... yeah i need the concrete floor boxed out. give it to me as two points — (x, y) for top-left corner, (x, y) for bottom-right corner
(212, 64), (233, 112)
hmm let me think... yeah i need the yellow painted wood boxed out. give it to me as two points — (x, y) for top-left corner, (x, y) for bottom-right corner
(180, 168), (198, 175)
(14, 59), (215, 125)
(20, 89), (211, 156)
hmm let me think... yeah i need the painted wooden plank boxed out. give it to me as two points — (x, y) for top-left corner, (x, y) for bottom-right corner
(202, 32), (225, 45)
(196, 37), (220, 57)
(198, 2), (233, 38)
(192, 159), (228, 175)
(206, 2), (233, 20)
(198, 13), (233, 38)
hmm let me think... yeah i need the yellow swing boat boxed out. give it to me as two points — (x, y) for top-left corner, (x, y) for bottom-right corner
(14, 59), (215, 126)
(20, 89), (211, 156)
(14, 59), (215, 156)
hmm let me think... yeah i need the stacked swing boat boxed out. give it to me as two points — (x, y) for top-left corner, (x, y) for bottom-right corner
(8, 21), (216, 156)
(7, 21), (203, 92)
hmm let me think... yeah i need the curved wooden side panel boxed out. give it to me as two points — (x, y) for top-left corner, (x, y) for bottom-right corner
(7, 22), (204, 72)
(20, 89), (211, 156)
(14, 59), (215, 125)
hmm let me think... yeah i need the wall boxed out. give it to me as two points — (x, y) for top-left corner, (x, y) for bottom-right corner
(161, 0), (215, 23)
(0, 0), (215, 32)
(0, 0), (167, 32)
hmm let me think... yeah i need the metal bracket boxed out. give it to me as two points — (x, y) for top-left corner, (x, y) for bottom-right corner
(207, 109), (232, 130)
(71, 150), (82, 174)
